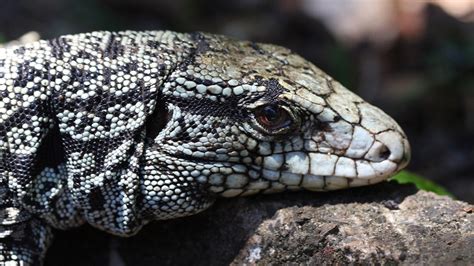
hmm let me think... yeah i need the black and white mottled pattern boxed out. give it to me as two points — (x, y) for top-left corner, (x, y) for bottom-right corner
(0, 31), (410, 264)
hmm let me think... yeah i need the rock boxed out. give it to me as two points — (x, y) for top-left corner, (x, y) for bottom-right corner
(46, 182), (473, 265)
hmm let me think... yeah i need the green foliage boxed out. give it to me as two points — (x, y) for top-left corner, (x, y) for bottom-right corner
(390, 171), (454, 198)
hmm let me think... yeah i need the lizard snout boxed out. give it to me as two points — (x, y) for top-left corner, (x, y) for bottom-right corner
(368, 131), (410, 164)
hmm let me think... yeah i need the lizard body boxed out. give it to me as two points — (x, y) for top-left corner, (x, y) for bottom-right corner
(0, 31), (410, 264)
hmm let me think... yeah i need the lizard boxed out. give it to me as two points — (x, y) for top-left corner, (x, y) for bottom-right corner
(0, 30), (410, 265)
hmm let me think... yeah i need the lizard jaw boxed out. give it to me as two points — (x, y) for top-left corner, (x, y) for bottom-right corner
(217, 132), (410, 197)
(255, 127), (410, 192)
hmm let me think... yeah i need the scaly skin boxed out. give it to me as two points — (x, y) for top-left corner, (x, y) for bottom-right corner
(0, 31), (410, 264)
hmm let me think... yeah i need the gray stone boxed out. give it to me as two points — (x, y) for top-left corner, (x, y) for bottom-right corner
(46, 182), (473, 265)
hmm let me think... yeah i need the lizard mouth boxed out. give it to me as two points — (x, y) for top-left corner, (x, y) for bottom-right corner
(258, 167), (402, 192)
(193, 127), (410, 197)
(253, 135), (411, 192)
(219, 160), (406, 197)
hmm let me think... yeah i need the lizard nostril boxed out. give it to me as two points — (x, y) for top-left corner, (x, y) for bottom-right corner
(378, 144), (391, 161)
(365, 142), (392, 162)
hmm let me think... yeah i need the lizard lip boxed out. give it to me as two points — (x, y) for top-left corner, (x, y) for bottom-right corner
(259, 142), (410, 191)
(254, 170), (396, 193)
(258, 168), (399, 191)
(261, 145), (409, 180)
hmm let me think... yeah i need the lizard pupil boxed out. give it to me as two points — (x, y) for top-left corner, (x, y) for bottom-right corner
(262, 105), (280, 122)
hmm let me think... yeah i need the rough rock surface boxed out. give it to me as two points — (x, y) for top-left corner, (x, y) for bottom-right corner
(45, 182), (473, 265)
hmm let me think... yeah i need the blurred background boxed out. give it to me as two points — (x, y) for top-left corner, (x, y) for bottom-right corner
(1, 0), (472, 203)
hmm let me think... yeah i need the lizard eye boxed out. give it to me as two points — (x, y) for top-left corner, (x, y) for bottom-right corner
(253, 104), (296, 135)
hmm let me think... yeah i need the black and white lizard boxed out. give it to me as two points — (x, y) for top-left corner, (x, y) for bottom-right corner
(0, 31), (410, 265)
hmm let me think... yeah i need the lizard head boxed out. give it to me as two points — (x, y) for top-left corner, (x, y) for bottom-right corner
(152, 32), (410, 198)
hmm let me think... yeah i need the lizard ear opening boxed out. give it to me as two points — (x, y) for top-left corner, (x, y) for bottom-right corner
(145, 102), (171, 140)
(34, 122), (65, 174)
